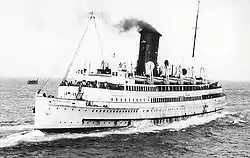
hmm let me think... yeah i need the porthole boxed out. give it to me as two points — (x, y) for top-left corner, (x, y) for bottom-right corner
(78, 109), (80, 111)
(64, 108), (66, 110)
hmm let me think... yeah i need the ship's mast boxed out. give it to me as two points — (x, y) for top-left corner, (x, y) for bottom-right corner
(61, 11), (104, 82)
(61, 12), (93, 82)
(192, 1), (200, 58)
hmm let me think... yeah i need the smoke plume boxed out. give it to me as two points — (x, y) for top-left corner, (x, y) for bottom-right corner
(115, 18), (158, 33)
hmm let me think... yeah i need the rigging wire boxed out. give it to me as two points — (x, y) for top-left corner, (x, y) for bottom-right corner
(93, 16), (104, 61)
(61, 15), (92, 82)
(37, 76), (52, 94)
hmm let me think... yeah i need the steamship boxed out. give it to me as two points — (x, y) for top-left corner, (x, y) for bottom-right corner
(27, 79), (38, 84)
(34, 3), (226, 133)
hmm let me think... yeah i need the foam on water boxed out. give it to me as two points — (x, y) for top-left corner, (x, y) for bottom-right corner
(0, 111), (230, 148)
(0, 130), (44, 148)
(0, 124), (34, 132)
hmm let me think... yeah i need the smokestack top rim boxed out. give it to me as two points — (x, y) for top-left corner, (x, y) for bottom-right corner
(139, 29), (162, 36)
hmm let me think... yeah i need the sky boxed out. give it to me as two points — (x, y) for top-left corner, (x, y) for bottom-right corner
(0, 0), (249, 81)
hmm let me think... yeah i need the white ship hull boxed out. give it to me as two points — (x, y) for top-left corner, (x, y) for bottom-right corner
(34, 86), (226, 133)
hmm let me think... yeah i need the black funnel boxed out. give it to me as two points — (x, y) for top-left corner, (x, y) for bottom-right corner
(136, 29), (162, 76)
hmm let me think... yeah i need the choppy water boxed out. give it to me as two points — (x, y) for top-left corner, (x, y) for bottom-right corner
(0, 78), (249, 157)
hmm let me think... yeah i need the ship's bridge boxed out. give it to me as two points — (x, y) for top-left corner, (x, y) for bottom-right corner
(73, 66), (135, 85)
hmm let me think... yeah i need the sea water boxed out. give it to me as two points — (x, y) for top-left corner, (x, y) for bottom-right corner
(0, 78), (249, 157)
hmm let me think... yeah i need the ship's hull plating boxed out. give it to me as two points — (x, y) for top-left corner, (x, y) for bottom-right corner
(34, 94), (226, 133)
(37, 108), (223, 133)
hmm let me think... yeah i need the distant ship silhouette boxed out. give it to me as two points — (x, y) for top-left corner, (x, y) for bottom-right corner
(27, 79), (38, 84)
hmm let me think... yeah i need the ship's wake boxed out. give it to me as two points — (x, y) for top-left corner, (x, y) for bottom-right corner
(0, 111), (232, 148)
